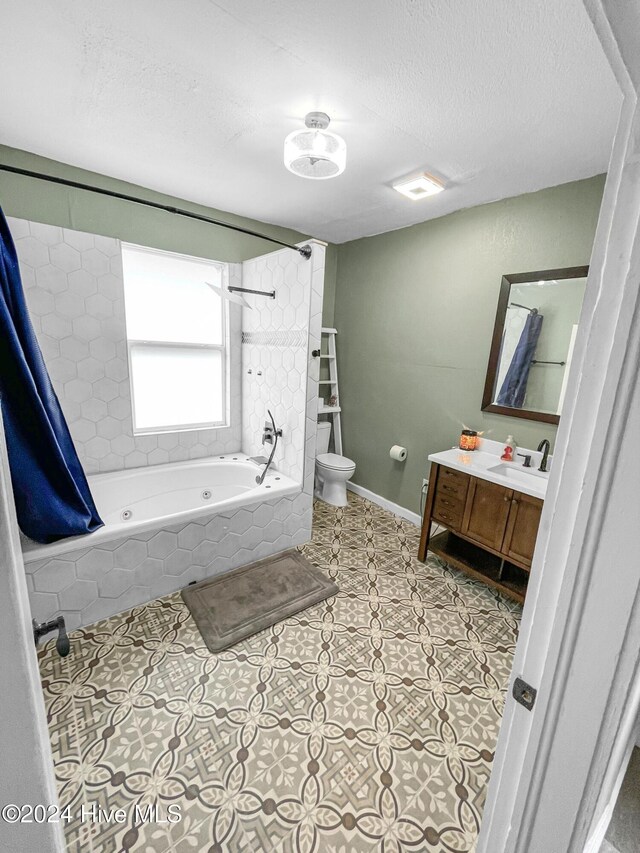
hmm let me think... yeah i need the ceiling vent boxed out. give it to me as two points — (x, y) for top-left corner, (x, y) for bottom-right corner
(393, 174), (444, 199)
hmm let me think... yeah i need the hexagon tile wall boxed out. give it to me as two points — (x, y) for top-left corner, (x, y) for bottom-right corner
(6, 215), (325, 629)
(241, 246), (313, 482)
(24, 487), (316, 630)
(8, 217), (242, 475)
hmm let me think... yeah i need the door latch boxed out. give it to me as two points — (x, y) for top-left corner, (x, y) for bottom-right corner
(512, 676), (537, 711)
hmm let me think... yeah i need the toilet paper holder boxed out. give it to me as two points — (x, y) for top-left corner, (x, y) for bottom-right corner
(390, 445), (408, 462)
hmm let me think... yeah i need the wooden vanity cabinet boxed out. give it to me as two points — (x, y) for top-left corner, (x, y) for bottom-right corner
(418, 462), (543, 603)
(501, 492), (542, 568)
(461, 478), (512, 551)
(431, 466), (468, 530)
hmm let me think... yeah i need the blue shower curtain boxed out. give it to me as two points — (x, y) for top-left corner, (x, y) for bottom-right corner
(0, 208), (103, 543)
(496, 311), (544, 408)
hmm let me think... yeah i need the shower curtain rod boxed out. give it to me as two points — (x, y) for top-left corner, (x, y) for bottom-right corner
(0, 164), (313, 259)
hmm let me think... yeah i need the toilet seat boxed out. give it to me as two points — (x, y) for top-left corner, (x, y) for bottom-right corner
(317, 452), (356, 471)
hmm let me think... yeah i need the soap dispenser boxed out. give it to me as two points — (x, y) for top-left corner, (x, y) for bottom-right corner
(501, 435), (516, 462)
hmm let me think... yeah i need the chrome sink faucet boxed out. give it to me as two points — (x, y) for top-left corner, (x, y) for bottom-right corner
(537, 439), (551, 472)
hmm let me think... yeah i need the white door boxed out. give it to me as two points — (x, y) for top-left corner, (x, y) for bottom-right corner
(477, 2), (640, 851)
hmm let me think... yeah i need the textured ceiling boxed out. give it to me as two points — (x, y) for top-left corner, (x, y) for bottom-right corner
(0, 0), (621, 243)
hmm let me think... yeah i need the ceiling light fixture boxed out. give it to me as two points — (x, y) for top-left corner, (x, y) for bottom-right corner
(393, 174), (444, 200)
(284, 112), (346, 180)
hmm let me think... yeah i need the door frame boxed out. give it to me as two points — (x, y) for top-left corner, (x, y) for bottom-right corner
(476, 2), (640, 851)
(0, 416), (65, 852)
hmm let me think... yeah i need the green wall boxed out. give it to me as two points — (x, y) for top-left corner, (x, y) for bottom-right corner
(0, 146), (604, 515)
(333, 175), (605, 514)
(0, 145), (337, 323)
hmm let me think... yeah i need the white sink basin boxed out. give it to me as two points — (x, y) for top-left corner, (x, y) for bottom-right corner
(487, 463), (549, 487)
(427, 447), (550, 499)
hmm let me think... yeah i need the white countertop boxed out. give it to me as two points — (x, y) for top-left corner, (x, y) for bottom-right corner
(428, 447), (549, 500)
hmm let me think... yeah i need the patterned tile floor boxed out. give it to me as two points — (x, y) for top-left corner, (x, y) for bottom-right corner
(38, 494), (520, 853)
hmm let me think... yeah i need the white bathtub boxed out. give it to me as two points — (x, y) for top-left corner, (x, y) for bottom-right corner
(22, 453), (299, 564)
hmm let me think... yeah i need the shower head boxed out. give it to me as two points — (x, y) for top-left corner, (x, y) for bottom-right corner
(205, 281), (252, 309)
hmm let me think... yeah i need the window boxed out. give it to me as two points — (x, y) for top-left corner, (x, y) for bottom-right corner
(121, 243), (227, 433)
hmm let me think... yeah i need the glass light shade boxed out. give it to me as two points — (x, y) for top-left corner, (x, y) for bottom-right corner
(284, 128), (347, 179)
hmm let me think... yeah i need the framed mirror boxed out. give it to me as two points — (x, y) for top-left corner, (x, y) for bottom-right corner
(482, 266), (589, 425)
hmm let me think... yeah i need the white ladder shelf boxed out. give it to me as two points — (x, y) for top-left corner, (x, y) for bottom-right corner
(318, 327), (342, 454)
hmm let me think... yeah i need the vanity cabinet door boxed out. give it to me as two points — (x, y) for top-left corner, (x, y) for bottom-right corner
(460, 478), (512, 551)
(502, 493), (543, 568)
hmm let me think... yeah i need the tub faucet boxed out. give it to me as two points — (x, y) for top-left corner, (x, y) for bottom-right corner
(256, 410), (282, 485)
(262, 419), (280, 446)
(537, 439), (551, 473)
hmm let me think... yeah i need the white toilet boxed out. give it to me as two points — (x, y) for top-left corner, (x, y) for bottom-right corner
(315, 421), (356, 507)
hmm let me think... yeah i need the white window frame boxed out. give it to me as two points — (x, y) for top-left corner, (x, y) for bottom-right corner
(122, 243), (229, 435)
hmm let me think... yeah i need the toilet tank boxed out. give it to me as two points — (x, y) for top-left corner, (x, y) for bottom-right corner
(316, 421), (331, 456)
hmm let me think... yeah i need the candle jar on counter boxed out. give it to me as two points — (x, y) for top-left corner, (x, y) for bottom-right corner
(459, 429), (478, 451)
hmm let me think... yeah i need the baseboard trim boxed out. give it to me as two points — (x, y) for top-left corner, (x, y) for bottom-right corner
(347, 482), (421, 527)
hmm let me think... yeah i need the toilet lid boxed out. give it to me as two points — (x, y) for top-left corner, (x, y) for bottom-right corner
(317, 452), (356, 471)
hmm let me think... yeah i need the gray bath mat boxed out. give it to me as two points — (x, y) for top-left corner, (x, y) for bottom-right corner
(181, 550), (339, 652)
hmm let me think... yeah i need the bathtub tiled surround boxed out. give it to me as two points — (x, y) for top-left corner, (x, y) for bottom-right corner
(25, 487), (312, 630)
(241, 245), (315, 483)
(20, 236), (325, 629)
(8, 217), (242, 474)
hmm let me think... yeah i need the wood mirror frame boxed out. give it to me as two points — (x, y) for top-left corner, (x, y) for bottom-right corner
(481, 266), (589, 425)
